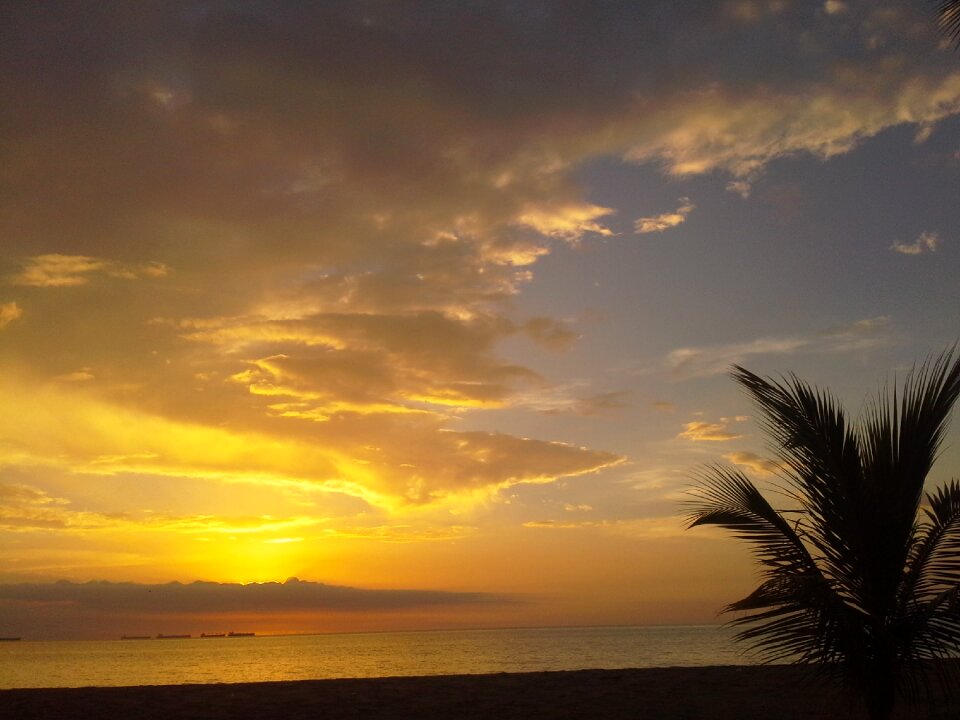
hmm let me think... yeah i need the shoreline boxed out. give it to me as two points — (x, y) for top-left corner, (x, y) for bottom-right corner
(2, 665), (955, 720)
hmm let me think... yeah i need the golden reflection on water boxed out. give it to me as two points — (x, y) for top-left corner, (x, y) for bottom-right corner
(0, 625), (747, 689)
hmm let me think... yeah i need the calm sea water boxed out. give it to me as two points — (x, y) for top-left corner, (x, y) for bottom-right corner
(0, 625), (751, 689)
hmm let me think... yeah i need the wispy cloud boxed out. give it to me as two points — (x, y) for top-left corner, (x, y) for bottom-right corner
(10, 255), (169, 288)
(517, 202), (615, 241)
(891, 231), (941, 255)
(824, 1), (848, 16)
(666, 317), (892, 377)
(0, 481), (318, 536)
(538, 391), (628, 417)
(634, 198), (695, 234)
(667, 337), (808, 378)
(54, 368), (96, 382)
(677, 416), (748, 442)
(0, 302), (22, 329)
(523, 515), (690, 540)
(523, 317), (579, 351)
(510, 381), (628, 417)
(723, 451), (782, 475)
(725, 180), (753, 198)
(625, 72), (960, 182)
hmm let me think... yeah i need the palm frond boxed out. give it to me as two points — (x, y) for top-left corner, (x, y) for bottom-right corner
(730, 366), (866, 603)
(904, 585), (960, 659)
(904, 480), (960, 602)
(937, 0), (960, 48)
(685, 466), (858, 663)
(724, 574), (859, 666)
(861, 350), (960, 507)
(686, 465), (815, 572)
(856, 350), (960, 617)
(897, 582), (960, 700)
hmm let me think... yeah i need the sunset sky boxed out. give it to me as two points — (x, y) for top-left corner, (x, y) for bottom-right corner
(2, 1), (960, 640)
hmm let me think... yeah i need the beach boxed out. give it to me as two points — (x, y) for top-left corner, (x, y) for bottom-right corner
(2, 665), (955, 720)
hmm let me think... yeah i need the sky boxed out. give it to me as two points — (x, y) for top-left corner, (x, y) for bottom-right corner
(1, 0), (959, 640)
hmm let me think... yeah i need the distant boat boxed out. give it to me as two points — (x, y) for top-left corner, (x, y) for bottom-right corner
(0, 637), (21, 642)
(227, 631), (255, 637)
(156, 634), (191, 639)
(120, 635), (151, 640)
(200, 633), (226, 638)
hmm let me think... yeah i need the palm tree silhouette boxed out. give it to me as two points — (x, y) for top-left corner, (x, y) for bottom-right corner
(938, 0), (960, 48)
(686, 351), (960, 720)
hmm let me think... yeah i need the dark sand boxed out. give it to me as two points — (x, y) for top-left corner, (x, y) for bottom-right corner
(2, 665), (955, 720)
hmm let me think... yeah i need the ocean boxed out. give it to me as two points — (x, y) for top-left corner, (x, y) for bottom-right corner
(0, 625), (752, 689)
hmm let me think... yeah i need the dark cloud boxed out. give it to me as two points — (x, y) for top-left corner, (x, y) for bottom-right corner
(0, 578), (505, 614)
(0, 578), (516, 639)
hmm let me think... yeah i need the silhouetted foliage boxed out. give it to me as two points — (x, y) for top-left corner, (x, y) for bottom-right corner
(686, 350), (960, 720)
(937, 0), (960, 48)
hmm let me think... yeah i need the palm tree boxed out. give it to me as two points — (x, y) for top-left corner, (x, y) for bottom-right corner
(937, 0), (960, 48)
(686, 350), (960, 720)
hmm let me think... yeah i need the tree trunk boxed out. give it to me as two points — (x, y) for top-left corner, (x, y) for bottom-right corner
(864, 662), (896, 720)
(866, 686), (894, 720)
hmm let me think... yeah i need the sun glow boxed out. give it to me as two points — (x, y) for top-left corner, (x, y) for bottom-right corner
(190, 536), (313, 585)
(0, 374), (388, 501)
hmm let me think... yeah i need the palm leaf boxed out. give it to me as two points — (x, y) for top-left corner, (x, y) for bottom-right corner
(904, 480), (960, 602)
(937, 0), (960, 48)
(686, 466), (815, 572)
(686, 466), (850, 662)
(856, 351), (960, 618)
(731, 367), (866, 606)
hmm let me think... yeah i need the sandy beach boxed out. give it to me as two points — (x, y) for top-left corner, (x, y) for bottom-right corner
(2, 665), (956, 720)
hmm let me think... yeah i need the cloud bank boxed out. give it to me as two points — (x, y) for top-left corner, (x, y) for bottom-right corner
(0, 578), (513, 639)
(0, 578), (504, 614)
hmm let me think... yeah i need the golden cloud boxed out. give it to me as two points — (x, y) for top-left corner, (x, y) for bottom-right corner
(0, 375), (620, 511)
(10, 255), (169, 288)
(891, 231), (941, 255)
(824, 1), (848, 16)
(516, 202), (615, 241)
(634, 198), (695, 234)
(0, 302), (22, 329)
(722, 451), (782, 476)
(625, 72), (960, 182)
(677, 417), (747, 442)
(0, 481), (319, 537)
(194, 310), (545, 413)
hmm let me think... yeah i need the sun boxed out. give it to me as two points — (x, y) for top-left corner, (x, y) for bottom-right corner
(198, 536), (311, 585)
